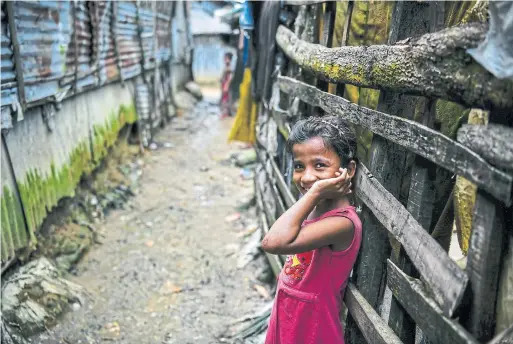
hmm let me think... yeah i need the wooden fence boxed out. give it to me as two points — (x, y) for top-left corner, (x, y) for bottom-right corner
(253, 1), (513, 343)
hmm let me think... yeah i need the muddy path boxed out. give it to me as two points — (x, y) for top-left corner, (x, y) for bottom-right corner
(35, 92), (270, 344)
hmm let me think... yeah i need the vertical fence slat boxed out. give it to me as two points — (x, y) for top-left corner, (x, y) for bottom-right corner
(388, 2), (445, 340)
(388, 101), (436, 344)
(317, 1), (335, 92)
(346, 2), (433, 343)
(464, 191), (505, 341)
(335, 0), (353, 97)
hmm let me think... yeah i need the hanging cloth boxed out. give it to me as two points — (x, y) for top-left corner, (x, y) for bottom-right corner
(228, 68), (258, 144)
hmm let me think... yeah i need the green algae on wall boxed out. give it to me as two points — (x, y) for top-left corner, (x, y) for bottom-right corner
(1, 186), (30, 261)
(17, 141), (92, 236)
(92, 103), (138, 163)
(13, 102), (138, 240)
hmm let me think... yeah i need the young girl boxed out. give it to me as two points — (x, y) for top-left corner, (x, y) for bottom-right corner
(262, 115), (362, 344)
(220, 52), (233, 119)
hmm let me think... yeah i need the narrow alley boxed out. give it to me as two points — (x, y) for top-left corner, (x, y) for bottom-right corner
(2, 2), (513, 344)
(34, 91), (270, 344)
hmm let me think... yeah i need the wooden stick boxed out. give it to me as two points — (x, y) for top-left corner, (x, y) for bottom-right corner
(344, 283), (404, 344)
(354, 162), (468, 317)
(457, 124), (513, 172)
(276, 24), (513, 110)
(278, 76), (512, 205)
(387, 260), (479, 344)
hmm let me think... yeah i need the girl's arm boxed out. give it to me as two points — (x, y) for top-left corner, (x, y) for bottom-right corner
(261, 170), (353, 255)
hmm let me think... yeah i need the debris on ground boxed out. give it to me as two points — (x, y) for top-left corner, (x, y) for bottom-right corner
(253, 284), (271, 300)
(224, 302), (274, 343)
(158, 281), (183, 295)
(234, 149), (257, 167)
(174, 90), (199, 110)
(240, 166), (255, 180)
(237, 223), (259, 238)
(237, 228), (262, 269)
(1, 258), (86, 341)
(100, 321), (121, 340)
(225, 213), (242, 223)
(235, 196), (256, 212)
(38, 222), (95, 271)
(185, 81), (203, 100)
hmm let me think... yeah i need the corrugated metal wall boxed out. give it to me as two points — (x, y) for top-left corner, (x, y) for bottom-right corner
(0, 1), (180, 112)
(0, 1), (192, 265)
(192, 35), (236, 85)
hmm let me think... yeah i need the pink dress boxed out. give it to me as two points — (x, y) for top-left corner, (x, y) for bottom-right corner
(265, 206), (362, 344)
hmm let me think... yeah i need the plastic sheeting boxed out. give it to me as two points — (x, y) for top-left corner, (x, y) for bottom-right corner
(468, 1), (513, 80)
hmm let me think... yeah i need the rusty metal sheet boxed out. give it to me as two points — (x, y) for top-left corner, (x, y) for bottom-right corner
(90, 1), (118, 86)
(12, 1), (72, 104)
(1, 4), (17, 107)
(116, 2), (142, 80)
(138, 6), (156, 70)
(156, 12), (171, 63)
(73, 2), (96, 90)
(0, 0), (176, 110)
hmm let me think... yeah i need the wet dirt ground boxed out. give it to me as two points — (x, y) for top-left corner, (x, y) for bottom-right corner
(35, 90), (270, 344)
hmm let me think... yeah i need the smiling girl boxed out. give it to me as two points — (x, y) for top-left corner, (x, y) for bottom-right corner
(262, 116), (362, 344)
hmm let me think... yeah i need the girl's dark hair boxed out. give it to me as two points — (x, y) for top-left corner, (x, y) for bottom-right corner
(287, 116), (357, 165)
(224, 52), (233, 60)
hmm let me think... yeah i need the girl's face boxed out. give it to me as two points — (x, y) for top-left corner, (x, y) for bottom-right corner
(292, 137), (342, 195)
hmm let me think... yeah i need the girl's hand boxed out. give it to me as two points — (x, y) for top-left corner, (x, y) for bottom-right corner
(310, 168), (352, 200)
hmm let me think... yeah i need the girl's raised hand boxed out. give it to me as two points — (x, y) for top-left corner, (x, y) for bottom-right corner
(310, 168), (352, 200)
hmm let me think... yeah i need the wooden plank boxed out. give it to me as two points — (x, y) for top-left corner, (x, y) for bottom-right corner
(335, 0), (353, 97)
(278, 76), (513, 205)
(255, 146), (286, 219)
(464, 190), (505, 341)
(457, 124), (513, 171)
(256, 184), (284, 277)
(269, 156), (296, 209)
(283, 0), (330, 5)
(255, 140), (291, 212)
(345, 2), (430, 333)
(275, 24), (513, 111)
(387, 260), (479, 344)
(344, 283), (404, 344)
(488, 325), (513, 344)
(380, 3), (434, 341)
(255, 149), (277, 225)
(270, 105), (291, 140)
(353, 162), (468, 316)
(317, 1), (336, 92)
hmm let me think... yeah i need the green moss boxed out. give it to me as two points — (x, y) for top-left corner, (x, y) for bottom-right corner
(9, 103), (138, 241)
(1, 186), (30, 260)
(92, 103), (137, 164)
(371, 63), (401, 87)
(311, 58), (365, 85)
(435, 100), (469, 139)
(16, 140), (92, 236)
(119, 103), (138, 125)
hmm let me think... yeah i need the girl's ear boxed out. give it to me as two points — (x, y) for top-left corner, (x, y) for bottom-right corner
(347, 160), (357, 179)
